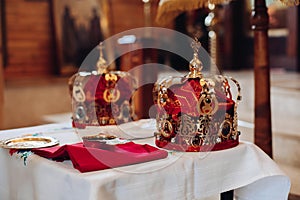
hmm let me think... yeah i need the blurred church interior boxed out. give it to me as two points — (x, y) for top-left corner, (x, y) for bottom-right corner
(0, 0), (299, 198)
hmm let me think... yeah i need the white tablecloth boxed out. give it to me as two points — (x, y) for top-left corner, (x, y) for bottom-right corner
(0, 120), (290, 200)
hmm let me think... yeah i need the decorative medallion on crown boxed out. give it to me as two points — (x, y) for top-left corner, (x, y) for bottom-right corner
(153, 38), (242, 152)
(69, 43), (137, 129)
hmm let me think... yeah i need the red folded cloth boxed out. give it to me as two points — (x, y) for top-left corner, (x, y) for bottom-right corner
(32, 142), (168, 173)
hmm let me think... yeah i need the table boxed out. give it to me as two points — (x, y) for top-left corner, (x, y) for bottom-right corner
(0, 119), (291, 200)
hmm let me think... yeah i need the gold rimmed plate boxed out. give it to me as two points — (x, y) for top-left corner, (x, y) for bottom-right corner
(0, 136), (59, 149)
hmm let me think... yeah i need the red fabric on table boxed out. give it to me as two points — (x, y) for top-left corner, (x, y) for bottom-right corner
(32, 142), (168, 173)
(32, 144), (70, 161)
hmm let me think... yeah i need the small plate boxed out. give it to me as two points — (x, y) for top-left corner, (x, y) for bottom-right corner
(82, 133), (129, 150)
(0, 136), (59, 149)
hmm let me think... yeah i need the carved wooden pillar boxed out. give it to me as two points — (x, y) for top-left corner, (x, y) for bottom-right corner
(297, 6), (300, 72)
(251, 0), (273, 157)
(0, 0), (4, 129)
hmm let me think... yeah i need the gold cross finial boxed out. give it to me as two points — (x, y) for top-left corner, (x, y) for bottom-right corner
(187, 37), (203, 78)
(191, 37), (201, 55)
(96, 42), (108, 74)
(99, 42), (104, 58)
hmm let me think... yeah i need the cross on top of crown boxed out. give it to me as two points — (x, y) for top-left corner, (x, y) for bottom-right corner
(191, 37), (201, 55)
(187, 37), (203, 78)
(98, 42), (104, 58)
(96, 42), (108, 73)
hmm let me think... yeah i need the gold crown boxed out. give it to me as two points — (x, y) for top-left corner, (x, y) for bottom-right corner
(153, 39), (242, 152)
(69, 43), (137, 128)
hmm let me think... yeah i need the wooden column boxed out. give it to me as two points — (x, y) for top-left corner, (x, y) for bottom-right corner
(251, 0), (273, 157)
(297, 6), (300, 72)
(0, 0), (4, 129)
(286, 6), (300, 72)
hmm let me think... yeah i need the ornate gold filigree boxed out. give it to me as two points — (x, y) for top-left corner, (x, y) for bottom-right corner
(103, 89), (120, 103)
